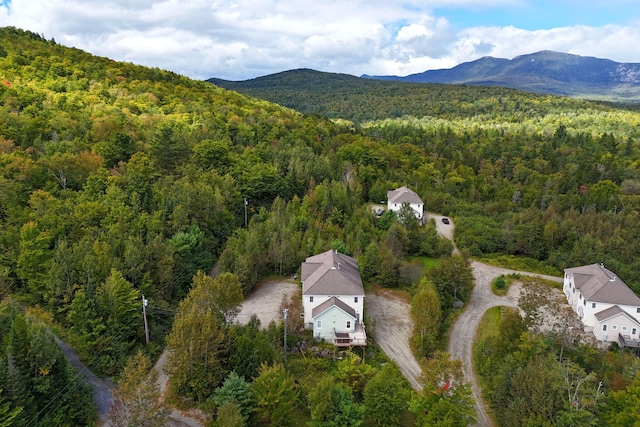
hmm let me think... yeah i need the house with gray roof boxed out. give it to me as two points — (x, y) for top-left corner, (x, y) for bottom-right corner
(387, 186), (424, 220)
(564, 263), (640, 345)
(301, 249), (366, 346)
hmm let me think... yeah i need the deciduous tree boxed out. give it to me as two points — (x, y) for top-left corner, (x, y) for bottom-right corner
(109, 351), (169, 427)
(411, 278), (442, 357)
(252, 363), (298, 427)
(363, 363), (409, 426)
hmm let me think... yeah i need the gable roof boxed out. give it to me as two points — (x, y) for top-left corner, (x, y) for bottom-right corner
(594, 305), (640, 324)
(565, 264), (640, 306)
(312, 296), (357, 319)
(302, 249), (363, 296)
(387, 186), (423, 205)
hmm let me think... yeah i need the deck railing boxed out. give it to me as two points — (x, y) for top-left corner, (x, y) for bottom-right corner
(618, 333), (640, 349)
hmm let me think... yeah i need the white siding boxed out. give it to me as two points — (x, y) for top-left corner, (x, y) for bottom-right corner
(387, 201), (423, 219)
(595, 313), (640, 342)
(303, 294), (364, 327)
(564, 273), (640, 329)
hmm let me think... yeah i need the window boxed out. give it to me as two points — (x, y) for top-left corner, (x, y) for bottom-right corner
(309, 296), (314, 303)
(637, 308), (640, 314)
(354, 297), (358, 303)
(592, 303), (596, 309)
(346, 321), (351, 329)
(633, 328), (637, 335)
(602, 325), (607, 331)
(316, 320), (322, 329)
(583, 299), (586, 306)
(613, 325), (618, 330)
(623, 326), (628, 332)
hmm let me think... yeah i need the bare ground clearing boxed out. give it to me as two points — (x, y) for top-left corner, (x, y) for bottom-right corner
(365, 289), (423, 390)
(236, 278), (299, 327)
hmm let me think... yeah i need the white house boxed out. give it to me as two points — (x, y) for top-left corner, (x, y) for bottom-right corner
(387, 186), (424, 220)
(301, 250), (366, 346)
(563, 263), (640, 345)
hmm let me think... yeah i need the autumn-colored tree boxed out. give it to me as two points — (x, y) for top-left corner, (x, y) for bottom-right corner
(412, 351), (476, 427)
(109, 351), (169, 427)
(602, 373), (640, 426)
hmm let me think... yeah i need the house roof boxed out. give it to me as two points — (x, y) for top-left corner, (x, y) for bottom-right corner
(565, 264), (640, 306)
(387, 186), (423, 205)
(312, 296), (357, 319)
(302, 250), (364, 296)
(594, 305), (640, 324)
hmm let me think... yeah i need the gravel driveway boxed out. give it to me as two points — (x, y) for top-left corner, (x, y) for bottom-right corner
(447, 261), (563, 427)
(236, 278), (299, 327)
(365, 290), (423, 390)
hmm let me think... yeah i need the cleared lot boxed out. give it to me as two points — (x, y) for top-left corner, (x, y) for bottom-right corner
(236, 278), (299, 327)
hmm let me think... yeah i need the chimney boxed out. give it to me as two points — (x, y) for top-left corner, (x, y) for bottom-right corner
(338, 263), (341, 270)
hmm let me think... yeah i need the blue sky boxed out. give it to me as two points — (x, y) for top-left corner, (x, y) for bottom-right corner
(438, 1), (638, 31)
(0, 0), (639, 80)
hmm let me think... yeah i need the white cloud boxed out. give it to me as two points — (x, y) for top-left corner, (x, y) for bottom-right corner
(0, 0), (639, 80)
(453, 24), (640, 66)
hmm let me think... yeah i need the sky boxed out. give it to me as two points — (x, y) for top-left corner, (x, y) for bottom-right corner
(1, 0), (639, 81)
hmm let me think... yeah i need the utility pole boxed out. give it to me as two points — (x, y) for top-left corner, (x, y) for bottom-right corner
(244, 198), (248, 227)
(142, 295), (149, 345)
(283, 308), (288, 364)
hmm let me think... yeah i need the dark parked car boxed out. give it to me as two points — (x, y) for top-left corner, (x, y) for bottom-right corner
(442, 217), (450, 224)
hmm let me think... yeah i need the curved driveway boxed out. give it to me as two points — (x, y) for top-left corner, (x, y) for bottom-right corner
(447, 262), (562, 427)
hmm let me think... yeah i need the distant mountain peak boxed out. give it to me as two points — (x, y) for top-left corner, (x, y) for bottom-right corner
(363, 51), (640, 102)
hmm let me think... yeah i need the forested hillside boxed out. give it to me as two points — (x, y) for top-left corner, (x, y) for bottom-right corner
(213, 66), (640, 295)
(2, 26), (640, 426)
(208, 68), (640, 122)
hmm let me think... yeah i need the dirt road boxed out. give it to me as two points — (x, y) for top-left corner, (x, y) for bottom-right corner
(54, 337), (113, 424)
(447, 262), (562, 427)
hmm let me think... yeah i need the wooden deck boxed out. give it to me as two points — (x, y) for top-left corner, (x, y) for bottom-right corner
(334, 323), (367, 347)
(619, 333), (640, 350)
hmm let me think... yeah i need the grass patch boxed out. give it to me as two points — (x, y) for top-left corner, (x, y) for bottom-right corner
(478, 253), (562, 276)
(409, 256), (441, 270)
(491, 275), (517, 296)
(474, 306), (503, 343)
(472, 306), (517, 427)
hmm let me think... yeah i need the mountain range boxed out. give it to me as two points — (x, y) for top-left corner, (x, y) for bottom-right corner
(363, 51), (640, 102)
(210, 51), (640, 104)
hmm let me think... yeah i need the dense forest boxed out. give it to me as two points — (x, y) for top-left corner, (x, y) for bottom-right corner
(208, 68), (640, 122)
(1, 26), (640, 426)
